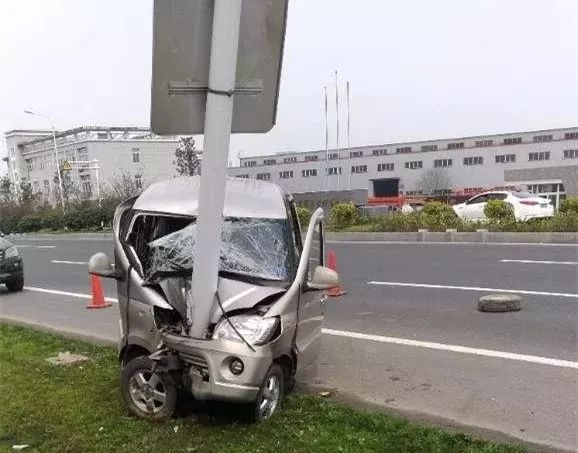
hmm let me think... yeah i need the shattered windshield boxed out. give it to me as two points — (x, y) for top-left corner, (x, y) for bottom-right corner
(143, 217), (291, 284)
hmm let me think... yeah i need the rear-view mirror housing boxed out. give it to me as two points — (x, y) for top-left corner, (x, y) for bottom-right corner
(308, 265), (339, 290)
(88, 252), (122, 280)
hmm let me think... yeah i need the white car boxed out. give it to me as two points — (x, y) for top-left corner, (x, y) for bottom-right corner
(453, 191), (554, 221)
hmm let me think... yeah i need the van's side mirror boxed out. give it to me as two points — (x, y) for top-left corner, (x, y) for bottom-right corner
(88, 252), (122, 280)
(308, 265), (339, 290)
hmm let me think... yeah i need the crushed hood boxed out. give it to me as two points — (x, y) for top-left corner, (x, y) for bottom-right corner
(159, 276), (285, 324)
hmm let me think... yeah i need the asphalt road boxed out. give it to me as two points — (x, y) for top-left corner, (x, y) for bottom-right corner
(1, 235), (577, 451)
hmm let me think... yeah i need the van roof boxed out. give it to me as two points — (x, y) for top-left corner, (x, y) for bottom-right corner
(133, 176), (288, 219)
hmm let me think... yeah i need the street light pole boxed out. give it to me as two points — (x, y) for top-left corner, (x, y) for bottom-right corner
(24, 110), (65, 210)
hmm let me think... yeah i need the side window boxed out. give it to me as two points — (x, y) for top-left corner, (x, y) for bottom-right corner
(467, 194), (487, 204)
(491, 193), (508, 201)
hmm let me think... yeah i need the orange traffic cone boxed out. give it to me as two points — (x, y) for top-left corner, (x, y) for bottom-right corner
(326, 250), (346, 297)
(86, 274), (112, 309)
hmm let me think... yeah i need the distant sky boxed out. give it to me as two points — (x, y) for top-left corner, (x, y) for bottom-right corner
(1, 0), (577, 166)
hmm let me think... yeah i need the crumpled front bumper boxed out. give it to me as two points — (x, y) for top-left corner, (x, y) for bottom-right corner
(162, 332), (272, 403)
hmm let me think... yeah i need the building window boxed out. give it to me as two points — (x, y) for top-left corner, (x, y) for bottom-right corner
(97, 132), (108, 139)
(263, 159), (277, 165)
(434, 158), (453, 168)
(80, 174), (92, 193)
(503, 137), (522, 145)
(236, 174), (250, 178)
(533, 134), (553, 143)
(279, 170), (293, 179)
(302, 169), (317, 177)
(350, 151), (363, 158)
(404, 160), (423, 170)
(421, 144), (437, 152)
(372, 148), (387, 156)
(328, 153), (339, 160)
(475, 139), (493, 147)
(351, 165), (367, 174)
(256, 173), (271, 181)
(377, 163), (394, 172)
(463, 156), (483, 166)
(563, 149), (578, 159)
(132, 149), (140, 163)
(396, 146), (412, 154)
(134, 174), (142, 189)
(283, 157), (297, 164)
(447, 142), (464, 150)
(528, 151), (550, 161)
(495, 154), (516, 164)
(327, 167), (342, 176)
(304, 155), (319, 162)
(243, 160), (257, 167)
(565, 132), (578, 140)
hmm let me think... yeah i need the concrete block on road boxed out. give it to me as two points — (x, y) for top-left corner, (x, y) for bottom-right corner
(477, 294), (523, 313)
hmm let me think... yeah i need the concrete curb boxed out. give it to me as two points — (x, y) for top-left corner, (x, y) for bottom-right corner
(328, 231), (578, 244)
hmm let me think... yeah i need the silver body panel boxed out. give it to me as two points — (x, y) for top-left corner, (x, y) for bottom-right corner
(111, 179), (327, 404)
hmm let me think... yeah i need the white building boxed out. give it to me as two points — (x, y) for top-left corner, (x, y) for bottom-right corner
(228, 127), (578, 203)
(3, 127), (181, 203)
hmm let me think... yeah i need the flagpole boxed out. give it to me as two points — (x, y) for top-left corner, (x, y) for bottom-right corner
(335, 70), (340, 190)
(347, 81), (352, 190)
(324, 86), (329, 192)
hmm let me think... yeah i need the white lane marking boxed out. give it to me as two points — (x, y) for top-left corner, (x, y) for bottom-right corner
(221, 287), (257, 310)
(500, 259), (578, 266)
(323, 328), (578, 369)
(24, 286), (118, 303)
(50, 260), (89, 265)
(328, 240), (578, 247)
(16, 285), (578, 369)
(367, 281), (578, 298)
(14, 245), (56, 249)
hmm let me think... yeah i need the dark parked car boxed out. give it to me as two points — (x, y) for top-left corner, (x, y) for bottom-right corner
(0, 237), (24, 292)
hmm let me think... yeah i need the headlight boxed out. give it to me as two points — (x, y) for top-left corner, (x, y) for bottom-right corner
(4, 246), (19, 258)
(213, 315), (279, 346)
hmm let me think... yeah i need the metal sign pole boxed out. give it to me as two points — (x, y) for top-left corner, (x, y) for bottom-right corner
(189, 0), (243, 338)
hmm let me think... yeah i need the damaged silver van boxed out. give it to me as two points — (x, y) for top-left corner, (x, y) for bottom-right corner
(89, 176), (339, 421)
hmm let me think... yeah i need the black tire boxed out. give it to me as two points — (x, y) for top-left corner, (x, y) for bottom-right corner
(250, 364), (284, 423)
(121, 356), (177, 421)
(6, 276), (24, 292)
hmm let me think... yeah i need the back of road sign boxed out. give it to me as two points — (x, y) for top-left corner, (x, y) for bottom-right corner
(151, 0), (288, 135)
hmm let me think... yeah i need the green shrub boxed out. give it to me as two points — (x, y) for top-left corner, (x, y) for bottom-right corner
(296, 206), (312, 229)
(422, 201), (456, 218)
(330, 202), (359, 230)
(484, 199), (515, 221)
(548, 212), (578, 232)
(559, 196), (578, 214)
(41, 210), (63, 231)
(17, 214), (43, 232)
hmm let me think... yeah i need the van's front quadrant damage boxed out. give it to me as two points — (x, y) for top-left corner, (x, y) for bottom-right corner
(88, 176), (340, 421)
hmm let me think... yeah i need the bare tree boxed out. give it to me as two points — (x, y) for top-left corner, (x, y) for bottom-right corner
(0, 176), (14, 204)
(53, 164), (79, 204)
(417, 168), (451, 196)
(106, 170), (145, 201)
(174, 136), (201, 176)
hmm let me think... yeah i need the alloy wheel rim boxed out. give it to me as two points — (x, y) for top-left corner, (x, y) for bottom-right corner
(258, 375), (280, 420)
(128, 369), (167, 414)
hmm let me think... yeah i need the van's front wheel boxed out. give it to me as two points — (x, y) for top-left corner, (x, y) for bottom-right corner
(121, 356), (177, 421)
(251, 364), (284, 422)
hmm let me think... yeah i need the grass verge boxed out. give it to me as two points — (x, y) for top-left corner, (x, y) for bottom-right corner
(0, 324), (524, 453)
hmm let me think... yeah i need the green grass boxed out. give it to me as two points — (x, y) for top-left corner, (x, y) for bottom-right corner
(0, 324), (524, 453)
